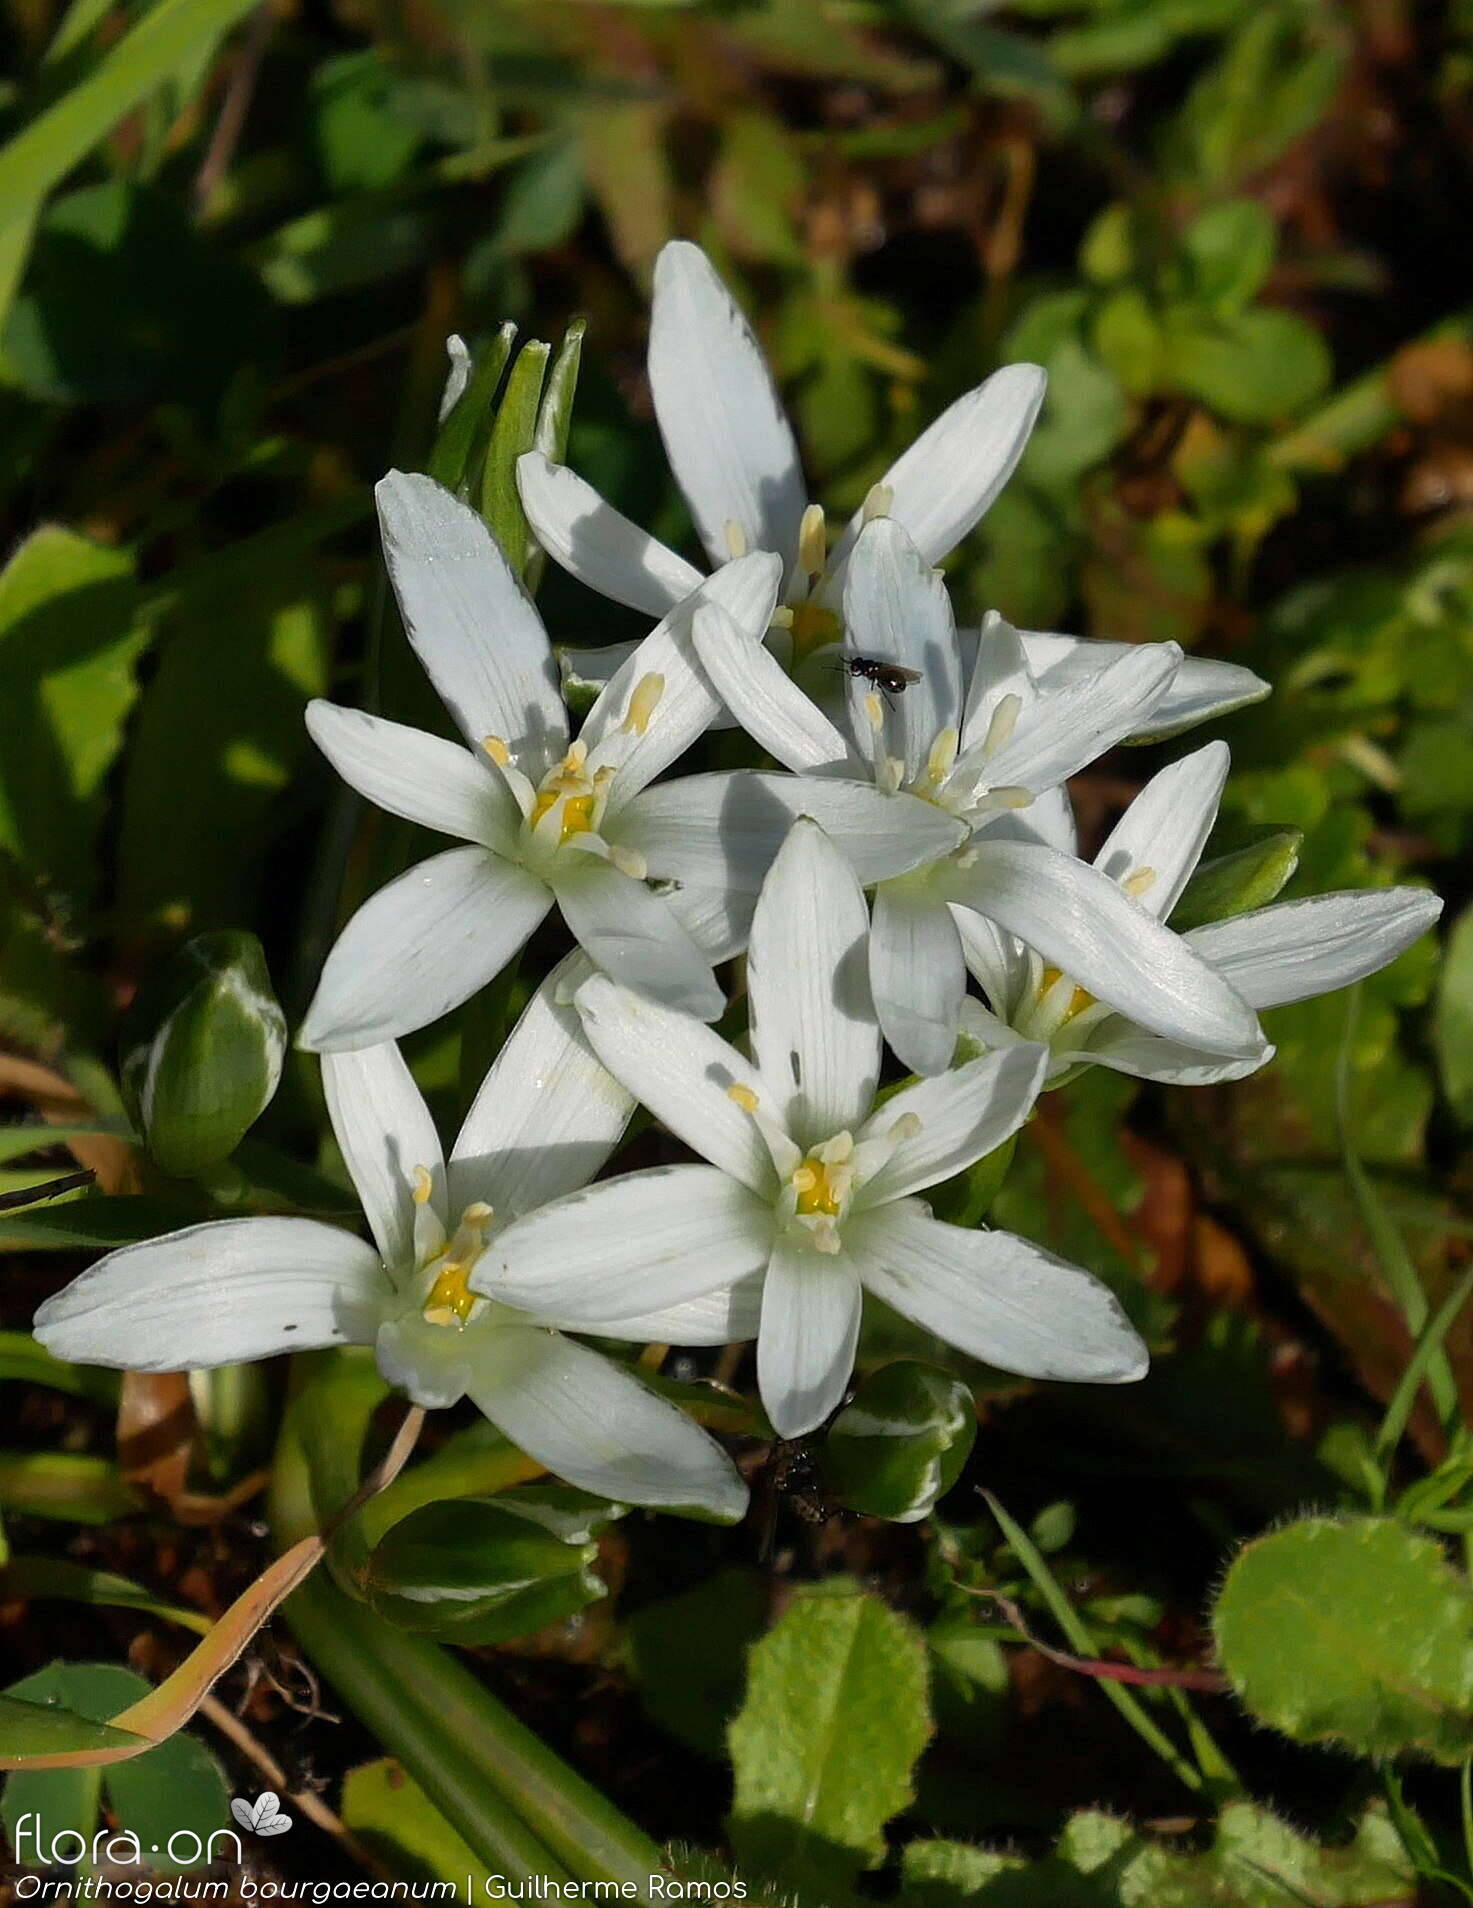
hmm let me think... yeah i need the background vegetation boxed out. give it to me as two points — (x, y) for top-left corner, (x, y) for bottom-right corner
(5, 0), (1473, 1900)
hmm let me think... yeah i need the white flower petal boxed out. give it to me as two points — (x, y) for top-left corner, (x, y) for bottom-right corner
(33, 1219), (385, 1370)
(479, 1164), (773, 1321)
(854, 1201), (1148, 1382)
(748, 819), (880, 1148)
(1018, 630), (1269, 736)
(615, 772), (967, 893)
(661, 881), (756, 965)
(1082, 1023), (1273, 1085)
(691, 603), (856, 773)
(516, 452), (702, 616)
(757, 1244), (863, 1438)
(649, 241), (806, 574)
(573, 973), (773, 1192)
(1094, 741), (1228, 918)
(945, 839), (1263, 1058)
(300, 846), (552, 1052)
(306, 702), (517, 852)
(857, 1043), (1047, 1205)
(833, 364), (1046, 573)
(841, 518), (962, 780)
(957, 994), (1039, 1056)
(583, 1275), (765, 1346)
(959, 611), (1036, 757)
(554, 856), (724, 1021)
(1186, 889), (1443, 1010)
(321, 1044), (444, 1268)
(870, 883), (966, 1078)
(376, 471), (567, 768)
(974, 643), (1181, 794)
(952, 906), (1031, 1022)
(449, 954), (635, 1219)
(466, 1325), (747, 1519)
(583, 553), (783, 808)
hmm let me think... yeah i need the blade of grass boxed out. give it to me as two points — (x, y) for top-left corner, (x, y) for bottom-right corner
(981, 1490), (1223, 1798)
(1336, 988), (1458, 1439)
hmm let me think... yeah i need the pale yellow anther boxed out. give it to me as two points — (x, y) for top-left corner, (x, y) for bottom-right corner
(411, 1165), (434, 1206)
(462, 1201), (493, 1223)
(482, 735), (511, 767)
(610, 845), (648, 881)
(770, 605), (796, 630)
(564, 739), (588, 772)
(791, 1165), (818, 1194)
(623, 672), (665, 737)
(862, 482), (893, 524)
(727, 1084), (760, 1113)
(799, 503), (828, 579)
(889, 1112), (922, 1144)
(881, 755), (906, 795)
(812, 1219), (843, 1255)
(926, 727), (959, 786)
(984, 786), (1034, 812)
(820, 1131), (855, 1165)
(724, 520), (749, 560)
(863, 692), (885, 734)
(1123, 866), (1157, 900)
(983, 693), (1022, 759)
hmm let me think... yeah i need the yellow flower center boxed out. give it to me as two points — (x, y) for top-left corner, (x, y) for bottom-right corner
(531, 786), (595, 837)
(1037, 965), (1095, 1026)
(419, 1201), (494, 1329)
(792, 1154), (847, 1218)
(790, 600), (841, 657)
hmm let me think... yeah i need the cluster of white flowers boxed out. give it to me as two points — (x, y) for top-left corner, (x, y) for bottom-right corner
(34, 242), (1441, 1522)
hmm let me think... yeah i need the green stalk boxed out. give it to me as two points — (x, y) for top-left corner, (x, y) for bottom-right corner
(270, 1395), (668, 1898)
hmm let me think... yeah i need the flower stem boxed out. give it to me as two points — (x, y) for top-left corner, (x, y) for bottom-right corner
(270, 1382), (670, 1898)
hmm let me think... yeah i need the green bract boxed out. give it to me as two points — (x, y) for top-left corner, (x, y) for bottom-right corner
(118, 930), (285, 1178)
(822, 1360), (976, 1523)
(364, 1486), (621, 1645)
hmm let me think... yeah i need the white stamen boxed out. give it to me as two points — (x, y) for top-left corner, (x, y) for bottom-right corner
(982, 693), (1021, 759)
(862, 483), (893, 524)
(724, 520), (748, 560)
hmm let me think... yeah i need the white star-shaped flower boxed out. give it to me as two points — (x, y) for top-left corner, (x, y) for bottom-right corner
(683, 513), (1265, 1079)
(300, 472), (967, 1052)
(515, 239), (1267, 737)
(955, 739), (1444, 1086)
(33, 960), (747, 1520)
(475, 822), (1147, 1440)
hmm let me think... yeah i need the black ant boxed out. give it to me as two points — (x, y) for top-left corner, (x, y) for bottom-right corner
(836, 653), (922, 709)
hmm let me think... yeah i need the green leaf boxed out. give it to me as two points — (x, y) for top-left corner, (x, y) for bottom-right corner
(1164, 307), (1332, 424)
(0, 526), (144, 902)
(1433, 902), (1473, 1126)
(1177, 201), (1276, 312)
(625, 1568), (769, 1758)
(4, 181), (274, 404)
(341, 1759), (493, 1903)
(119, 930), (285, 1177)
(0, 1452), (137, 1524)
(1091, 289), (1163, 399)
(0, 1557), (211, 1636)
(1169, 829), (1302, 930)
(898, 1801), (1414, 1906)
(1213, 1515), (1473, 1762)
(823, 1362), (976, 1524)
(0, 1330), (118, 1403)
(2, 1665), (227, 1870)
(728, 1581), (932, 1893)
(364, 1494), (607, 1644)
(0, 0), (260, 330)
(116, 578), (328, 933)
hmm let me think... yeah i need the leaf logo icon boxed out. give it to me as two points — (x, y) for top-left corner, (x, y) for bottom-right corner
(230, 1792), (293, 1837)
